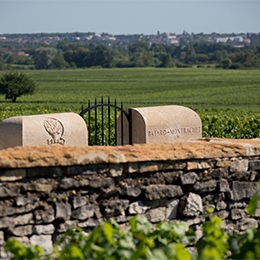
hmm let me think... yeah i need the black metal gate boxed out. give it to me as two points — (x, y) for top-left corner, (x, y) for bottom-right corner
(79, 97), (132, 146)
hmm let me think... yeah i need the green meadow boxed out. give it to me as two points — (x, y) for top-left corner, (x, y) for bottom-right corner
(0, 67), (260, 139)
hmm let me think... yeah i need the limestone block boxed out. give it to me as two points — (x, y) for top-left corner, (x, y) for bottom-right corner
(231, 208), (247, 220)
(117, 105), (202, 145)
(16, 196), (39, 206)
(30, 235), (53, 255)
(236, 218), (258, 231)
(0, 186), (20, 198)
(108, 164), (123, 177)
(185, 216), (205, 226)
(211, 210), (229, 220)
(145, 207), (166, 223)
(55, 203), (71, 221)
(178, 192), (203, 217)
(78, 218), (101, 228)
(71, 205), (95, 220)
(13, 213), (34, 226)
(0, 203), (38, 218)
(141, 184), (183, 200)
(180, 172), (200, 185)
(249, 160), (260, 171)
(8, 225), (33, 236)
(89, 177), (114, 188)
(120, 185), (141, 198)
(218, 179), (230, 193)
(228, 200), (248, 209)
(187, 161), (213, 170)
(216, 201), (227, 211)
(128, 201), (150, 215)
(209, 167), (229, 179)
(124, 162), (139, 173)
(0, 217), (14, 229)
(229, 181), (257, 200)
(216, 160), (232, 168)
(72, 196), (87, 209)
(33, 224), (55, 235)
(193, 180), (217, 193)
(139, 162), (159, 173)
(34, 204), (55, 224)
(230, 159), (249, 172)
(0, 112), (88, 150)
(100, 200), (129, 218)
(57, 220), (79, 233)
(166, 199), (179, 220)
(221, 220), (235, 234)
(59, 177), (83, 190)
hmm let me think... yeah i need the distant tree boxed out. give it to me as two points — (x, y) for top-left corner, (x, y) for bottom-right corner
(0, 61), (5, 70)
(142, 51), (154, 66)
(88, 43), (97, 51)
(231, 52), (246, 63)
(91, 45), (114, 68)
(128, 41), (149, 53)
(184, 45), (196, 63)
(14, 56), (34, 66)
(211, 50), (223, 62)
(33, 46), (58, 69)
(56, 41), (74, 52)
(150, 43), (166, 53)
(222, 58), (232, 69)
(243, 53), (260, 68)
(5, 54), (14, 64)
(64, 47), (90, 68)
(51, 54), (68, 69)
(196, 54), (209, 63)
(0, 72), (36, 102)
(165, 44), (176, 57)
(159, 53), (174, 67)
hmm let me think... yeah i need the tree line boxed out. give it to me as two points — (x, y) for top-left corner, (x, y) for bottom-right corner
(1, 40), (260, 70)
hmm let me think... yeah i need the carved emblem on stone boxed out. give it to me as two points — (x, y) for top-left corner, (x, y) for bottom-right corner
(43, 118), (65, 145)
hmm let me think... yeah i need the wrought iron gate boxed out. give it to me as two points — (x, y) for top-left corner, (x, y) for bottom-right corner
(79, 97), (132, 146)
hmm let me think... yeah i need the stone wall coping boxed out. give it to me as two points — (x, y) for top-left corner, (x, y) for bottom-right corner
(0, 138), (259, 169)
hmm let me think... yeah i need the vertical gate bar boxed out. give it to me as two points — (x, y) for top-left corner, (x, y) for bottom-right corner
(115, 99), (117, 146)
(129, 109), (132, 145)
(95, 97), (97, 145)
(121, 102), (124, 145)
(88, 100), (91, 145)
(101, 96), (104, 145)
(108, 97), (111, 146)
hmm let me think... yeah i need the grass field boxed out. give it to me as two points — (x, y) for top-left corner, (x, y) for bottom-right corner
(0, 67), (260, 140)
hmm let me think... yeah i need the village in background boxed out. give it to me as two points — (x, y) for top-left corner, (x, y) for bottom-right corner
(0, 31), (260, 70)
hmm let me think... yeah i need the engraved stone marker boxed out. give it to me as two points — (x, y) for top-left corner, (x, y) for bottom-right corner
(0, 113), (88, 150)
(117, 105), (202, 145)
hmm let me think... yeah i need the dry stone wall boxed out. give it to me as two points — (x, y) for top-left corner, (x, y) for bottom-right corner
(0, 138), (260, 258)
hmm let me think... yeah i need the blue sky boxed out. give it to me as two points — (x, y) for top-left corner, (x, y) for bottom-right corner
(0, 0), (259, 35)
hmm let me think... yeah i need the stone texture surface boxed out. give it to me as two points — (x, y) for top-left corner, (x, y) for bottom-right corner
(0, 138), (258, 169)
(128, 201), (149, 215)
(30, 235), (53, 255)
(180, 172), (200, 185)
(229, 181), (257, 200)
(141, 184), (183, 200)
(117, 105), (202, 144)
(145, 207), (166, 223)
(178, 193), (203, 217)
(0, 112), (88, 150)
(0, 137), (259, 256)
